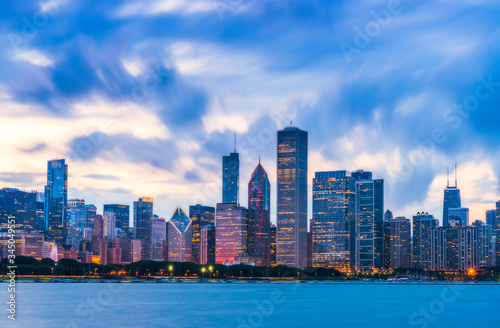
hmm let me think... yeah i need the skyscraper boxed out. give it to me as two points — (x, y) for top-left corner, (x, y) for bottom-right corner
(103, 204), (130, 236)
(103, 211), (116, 238)
(389, 217), (411, 269)
(168, 207), (192, 262)
(473, 220), (494, 267)
(486, 209), (496, 227)
(133, 197), (153, 260)
(383, 210), (393, 269)
(151, 217), (166, 261)
(222, 143), (239, 204)
(448, 207), (469, 226)
(413, 212), (439, 270)
(311, 171), (355, 271)
(247, 160), (271, 267)
(0, 188), (38, 232)
(189, 204), (215, 264)
(277, 126), (308, 269)
(353, 171), (384, 271)
(431, 225), (479, 271)
(443, 165), (461, 227)
(215, 203), (247, 264)
(44, 159), (68, 244)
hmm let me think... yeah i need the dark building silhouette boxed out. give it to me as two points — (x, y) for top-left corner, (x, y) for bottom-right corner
(247, 161), (271, 267)
(277, 126), (308, 269)
(103, 204), (130, 236)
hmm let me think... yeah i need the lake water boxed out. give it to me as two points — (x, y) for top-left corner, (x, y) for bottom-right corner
(1, 281), (498, 328)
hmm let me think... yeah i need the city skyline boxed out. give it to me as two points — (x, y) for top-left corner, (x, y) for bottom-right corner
(1, 2), (499, 225)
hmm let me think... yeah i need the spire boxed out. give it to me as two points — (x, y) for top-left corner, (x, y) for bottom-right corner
(455, 160), (458, 187)
(447, 166), (449, 188)
(258, 156), (260, 165)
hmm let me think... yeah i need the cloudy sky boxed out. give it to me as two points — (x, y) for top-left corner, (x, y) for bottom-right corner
(1, 0), (500, 224)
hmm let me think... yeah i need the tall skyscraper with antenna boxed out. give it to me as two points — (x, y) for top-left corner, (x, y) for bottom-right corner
(222, 135), (239, 204)
(443, 162), (461, 227)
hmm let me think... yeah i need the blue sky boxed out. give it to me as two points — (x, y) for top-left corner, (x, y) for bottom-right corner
(1, 0), (500, 223)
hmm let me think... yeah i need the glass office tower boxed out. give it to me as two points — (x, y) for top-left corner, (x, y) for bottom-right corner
(44, 159), (68, 244)
(277, 126), (308, 269)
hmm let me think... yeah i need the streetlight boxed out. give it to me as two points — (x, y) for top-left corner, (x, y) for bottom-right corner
(201, 267), (206, 280)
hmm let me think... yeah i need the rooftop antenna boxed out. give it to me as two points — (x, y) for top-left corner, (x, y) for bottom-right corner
(234, 134), (237, 153)
(447, 166), (449, 188)
(455, 160), (458, 188)
(290, 121), (292, 126)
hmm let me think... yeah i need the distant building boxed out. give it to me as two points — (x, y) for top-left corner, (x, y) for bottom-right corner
(93, 215), (104, 238)
(486, 209), (496, 227)
(189, 204), (215, 264)
(103, 211), (116, 239)
(247, 161), (271, 267)
(222, 148), (239, 204)
(0, 188), (39, 232)
(413, 212), (439, 270)
(151, 217), (166, 261)
(443, 167), (461, 226)
(103, 204), (130, 237)
(67, 199), (85, 227)
(311, 171), (355, 271)
(473, 220), (495, 267)
(448, 208), (469, 226)
(73, 204), (96, 230)
(431, 224), (479, 271)
(383, 210), (394, 269)
(168, 207), (192, 262)
(215, 203), (247, 264)
(353, 171), (384, 271)
(44, 159), (68, 244)
(389, 217), (411, 269)
(277, 126), (308, 269)
(134, 197), (154, 260)
(200, 225), (215, 264)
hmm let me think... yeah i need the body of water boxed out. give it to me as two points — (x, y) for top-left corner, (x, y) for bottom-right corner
(1, 281), (498, 328)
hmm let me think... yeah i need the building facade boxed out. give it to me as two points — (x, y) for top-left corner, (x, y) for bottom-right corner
(189, 204), (215, 264)
(413, 212), (439, 270)
(389, 217), (411, 269)
(277, 127), (308, 269)
(222, 151), (239, 204)
(44, 159), (68, 244)
(215, 203), (247, 264)
(168, 207), (192, 262)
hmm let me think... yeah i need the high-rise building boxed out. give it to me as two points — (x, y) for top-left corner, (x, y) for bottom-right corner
(103, 211), (116, 239)
(486, 209), (496, 227)
(443, 166), (461, 227)
(67, 199), (85, 227)
(383, 210), (393, 269)
(103, 204), (130, 236)
(448, 208), (469, 226)
(151, 217), (166, 261)
(44, 159), (68, 244)
(200, 225), (215, 264)
(431, 224), (479, 271)
(0, 188), (38, 232)
(389, 217), (411, 269)
(222, 146), (239, 204)
(413, 212), (439, 270)
(311, 171), (355, 271)
(353, 171), (384, 271)
(277, 126), (308, 269)
(473, 220), (495, 267)
(93, 215), (103, 238)
(189, 204), (215, 264)
(73, 203), (96, 230)
(247, 161), (271, 267)
(133, 197), (154, 260)
(168, 207), (192, 262)
(215, 203), (247, 264)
